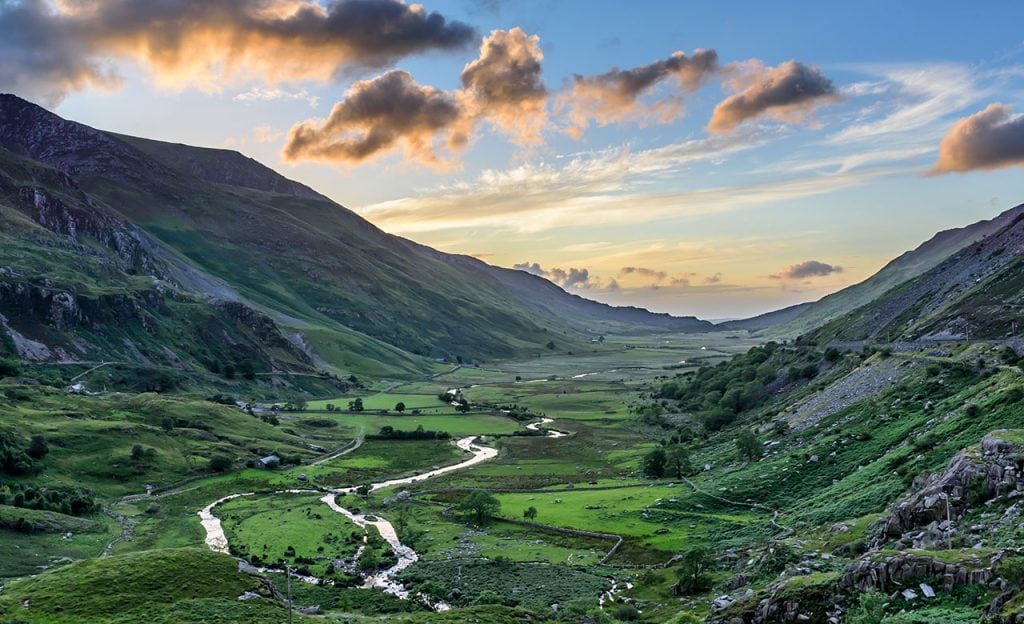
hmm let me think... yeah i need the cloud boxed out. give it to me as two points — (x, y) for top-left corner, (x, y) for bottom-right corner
(459, 27), (547, 144)
(253, 124), (283, 143)
(930, 103), (1024, 174)
(513, 262), (615, 291)
(708, 60), (838, 133)
(770, 260), (843, 280)
(0, 0), (476, 105)
(559, 49), (718, 137)
(284, 27), (548, 166)
(704, 272), (722, 284)
(619, 266), (668, 281)
(356, 131), (901, 235)
(234, 87), (320, 107)
(282, 70), (464, 168)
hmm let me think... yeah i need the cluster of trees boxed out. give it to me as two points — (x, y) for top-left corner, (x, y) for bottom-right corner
(373, 425), (452, 441)
(0, 483), (99, 516)
(642, 444), (693, 479)
(654, 344), (829, 432)
(0, 432), (48, 476)
(209, 360), (257, 381)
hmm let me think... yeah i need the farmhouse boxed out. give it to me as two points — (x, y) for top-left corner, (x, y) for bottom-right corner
(255, 454), (280, 469)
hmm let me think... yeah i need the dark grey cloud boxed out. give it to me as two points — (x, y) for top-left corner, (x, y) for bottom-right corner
(0, 0), (477, 105)
(708, 60), (838, 133)
(931, 103), (1024, 174)
(513, 261), (612, 290)
(770, 260), (843, 280)
(561, 49), (718, 137)
(619, 266), (668, 281)
(283, 70), (464, 167)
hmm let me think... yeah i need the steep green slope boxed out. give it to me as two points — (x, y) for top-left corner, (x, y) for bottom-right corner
(811, 211), (1024, 344)
(748, 204), (1024, 338)
(0, 93), (712, 374)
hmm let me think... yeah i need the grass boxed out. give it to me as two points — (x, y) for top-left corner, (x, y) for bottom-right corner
(217, 492), (364, 569)
(0, 547), (283, 623)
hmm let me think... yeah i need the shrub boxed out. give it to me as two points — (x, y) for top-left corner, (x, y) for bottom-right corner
(208, 455), (233, 472)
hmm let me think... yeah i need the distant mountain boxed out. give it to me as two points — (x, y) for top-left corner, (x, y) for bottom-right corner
(716, 301), (813, 331)
(811, 210), (1024, 344)
(734, 204), (1024, 338)
(0, 94), (711, 377)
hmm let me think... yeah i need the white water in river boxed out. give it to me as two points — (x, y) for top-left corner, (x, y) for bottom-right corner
(526, 417), (567, 438)
(199, 436), (502, 605)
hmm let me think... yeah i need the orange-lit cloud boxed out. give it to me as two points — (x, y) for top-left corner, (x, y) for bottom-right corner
(559, 49), (718, 137)
(460, 27), (548, 144)
(0, 0), (476, 105)
(284, 27), (549, 167)
(708, 60), (838, 133)
(282, 70), (464, 168)
(930, 103), (1024, 174)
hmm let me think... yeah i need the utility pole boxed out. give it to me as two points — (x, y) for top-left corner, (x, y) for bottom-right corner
(286, 565), (293, 624)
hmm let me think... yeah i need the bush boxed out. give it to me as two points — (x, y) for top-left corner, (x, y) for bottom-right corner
(611, 604), (639, 621)
(998, 556), (1024, 590)
(208, 455), (233, 472)
(0, 358), (21, 377)
(847, 591), (887, 624)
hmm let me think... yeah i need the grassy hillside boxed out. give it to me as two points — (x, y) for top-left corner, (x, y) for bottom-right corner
(754, 203), (1024, 338)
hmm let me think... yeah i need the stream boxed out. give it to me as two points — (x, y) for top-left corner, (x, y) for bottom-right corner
(198, 435), (504, 607)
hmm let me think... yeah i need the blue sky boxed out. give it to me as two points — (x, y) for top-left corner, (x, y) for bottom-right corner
(7, 0), (1024, 318)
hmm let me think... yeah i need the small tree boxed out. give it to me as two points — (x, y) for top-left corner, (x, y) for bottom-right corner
(523, 506), (538, 521)
(459, 490), (500, 524)
(675, 546), (710, 594)
(455, 399), (471, 413)
(208, 455), (232, 472)
(394, 401), (406, 413)
(27, 435), (49, 460)
(736, 429), (761, 462)
(131, 444), (146, 461)
(643, 447), (667, 478)
(348, 398), (364, 412)
(160, 417), (175, 432)
(545, 340), (556, 350)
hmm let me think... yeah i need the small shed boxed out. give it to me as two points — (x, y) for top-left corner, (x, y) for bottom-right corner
(256, 454), (280, 469)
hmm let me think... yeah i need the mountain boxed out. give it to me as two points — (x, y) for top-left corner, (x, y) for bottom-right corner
(732, 204), (1024, 337)
(810, 209), (1024, 344)
(0, 94), (711, 379)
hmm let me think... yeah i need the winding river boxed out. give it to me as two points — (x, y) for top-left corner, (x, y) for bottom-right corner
(198, 435), (503, 602)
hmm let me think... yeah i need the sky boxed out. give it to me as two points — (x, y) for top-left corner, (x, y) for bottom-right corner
(3, 1), (1024, 320)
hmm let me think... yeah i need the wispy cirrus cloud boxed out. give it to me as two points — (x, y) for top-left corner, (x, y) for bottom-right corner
(356, 132), (902, 235)
(234, 87), (320, 108)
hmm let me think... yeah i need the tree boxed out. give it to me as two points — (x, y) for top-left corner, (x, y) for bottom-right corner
(131, 444), (146, 461)
(643, 447), (667, 478)
(523, 506), (538, 521)
(665, 445), (692, 479)
(208, 455), (232, 472)
(736, 429), (761, 462)
(160, 417), (175, 432)
(348, 398), (364, 412)
(459, 490), (500, 524)
(223, 364), (236, 379)
(455, 399), (471, 413)
(675, 546), (710, 594)
(394, 401), (406, 413)
(545, 340), (556, 350)
(26, 435), (49, 460)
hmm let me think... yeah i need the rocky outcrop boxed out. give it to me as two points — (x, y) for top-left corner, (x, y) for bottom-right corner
(215, 301), (312, 366)
(839, 552), (999, 594)
(0, 281), (164, 334)
(876, 432), (1023, 547)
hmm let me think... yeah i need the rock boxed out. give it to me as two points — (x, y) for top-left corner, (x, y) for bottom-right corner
(901, 589), (918, 600)
(919, 583), (935, 598)
(237, 591), (261, 601)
